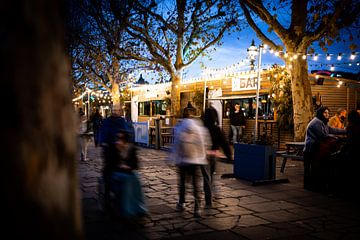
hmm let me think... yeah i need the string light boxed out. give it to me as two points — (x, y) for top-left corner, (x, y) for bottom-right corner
(350, 52), (356, 60)
(337, 53), (342, 60)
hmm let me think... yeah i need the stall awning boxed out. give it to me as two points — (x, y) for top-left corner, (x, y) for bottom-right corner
(208, 94), (256, 100)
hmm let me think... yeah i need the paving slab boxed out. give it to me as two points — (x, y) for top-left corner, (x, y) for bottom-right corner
(80, 144), (360, 239)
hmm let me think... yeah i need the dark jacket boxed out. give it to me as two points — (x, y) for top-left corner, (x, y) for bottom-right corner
(229, 110), (246, 126)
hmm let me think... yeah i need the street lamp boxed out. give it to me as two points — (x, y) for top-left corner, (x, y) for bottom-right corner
(247, 40), (257, 71)
(247, 40), (263, 142)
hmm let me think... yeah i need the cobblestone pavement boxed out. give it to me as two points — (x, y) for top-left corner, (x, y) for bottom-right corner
(79, 144), (360, 240)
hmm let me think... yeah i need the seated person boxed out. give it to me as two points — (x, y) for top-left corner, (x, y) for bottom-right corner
(328, 107), (347, 129)
(303, 106), (346, 192)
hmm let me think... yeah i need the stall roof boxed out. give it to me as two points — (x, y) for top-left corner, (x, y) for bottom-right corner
(208, 94), (257, 100)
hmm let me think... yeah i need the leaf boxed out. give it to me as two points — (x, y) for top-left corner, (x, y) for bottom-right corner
(349, 44), (357, 50)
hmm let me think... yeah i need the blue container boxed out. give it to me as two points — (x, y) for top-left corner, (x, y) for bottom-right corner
(233, 144), (276, 182)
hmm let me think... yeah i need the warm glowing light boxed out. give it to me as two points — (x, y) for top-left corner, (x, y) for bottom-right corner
(337, 53), (342, 60)
(350, 52), (356, 60)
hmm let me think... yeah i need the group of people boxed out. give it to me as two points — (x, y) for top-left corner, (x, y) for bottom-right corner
(170, 101), (235, 217)
(303, 106), (360, 194)
(77, 101), (359, 221)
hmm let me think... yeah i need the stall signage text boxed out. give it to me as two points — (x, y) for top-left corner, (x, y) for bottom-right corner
(232, 77), (258, 91)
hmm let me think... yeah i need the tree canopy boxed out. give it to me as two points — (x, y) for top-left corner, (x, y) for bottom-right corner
(239, 0), (360, 140)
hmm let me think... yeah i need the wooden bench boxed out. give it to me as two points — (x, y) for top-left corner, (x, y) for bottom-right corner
(276, 151), (304, 173)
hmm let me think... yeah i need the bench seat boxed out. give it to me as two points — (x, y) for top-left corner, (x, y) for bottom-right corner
(276, 151), (304, 173)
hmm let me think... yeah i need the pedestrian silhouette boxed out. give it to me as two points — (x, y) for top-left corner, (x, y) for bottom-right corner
(171, 107), (211, 217)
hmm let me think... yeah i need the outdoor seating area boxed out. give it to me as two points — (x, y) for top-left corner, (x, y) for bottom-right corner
(276, 141), (305, 173)
(148, 119), (175, 149)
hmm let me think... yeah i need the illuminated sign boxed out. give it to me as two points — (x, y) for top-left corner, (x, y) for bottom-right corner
(232, 76), (258, 91)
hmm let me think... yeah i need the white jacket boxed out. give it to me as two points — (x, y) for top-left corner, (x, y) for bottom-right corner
(170, 118), (211, 166)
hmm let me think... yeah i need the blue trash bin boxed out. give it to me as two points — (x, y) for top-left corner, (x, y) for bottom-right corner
(233, 143), (276, 182)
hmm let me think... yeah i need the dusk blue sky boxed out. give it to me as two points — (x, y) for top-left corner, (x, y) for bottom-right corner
(137, 6), (359, 84)
(183, 29), (360, 79)
(140, 28), (359, 83)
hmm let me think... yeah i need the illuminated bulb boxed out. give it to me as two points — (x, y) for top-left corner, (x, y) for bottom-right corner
(337, 53), (342, 60)
(350, 52), (356, 60)
(293, 54), (298, 59)
(326, 54), (331, 60)
(302, 55), (307, 60)
(330, 65), (335, 71)
(313, 54), (318, 61)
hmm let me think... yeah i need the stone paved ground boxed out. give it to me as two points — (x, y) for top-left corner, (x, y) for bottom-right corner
(79, 144), (360, 240)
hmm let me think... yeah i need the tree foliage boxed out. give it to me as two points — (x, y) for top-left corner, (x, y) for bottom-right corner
(239, 0), (360, 140)
(66, 0), (147, 106)
(113, 0), (241, 116)
(269, 64), (293, 131)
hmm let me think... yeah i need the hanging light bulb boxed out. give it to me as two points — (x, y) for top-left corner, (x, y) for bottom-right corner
(313, 54), (318, 61)
(326, 54), (331, 61)
(337, 53), (342, 60)
(350, 52), (356, 60)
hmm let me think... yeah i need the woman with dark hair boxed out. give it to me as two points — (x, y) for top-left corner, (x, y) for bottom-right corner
(303, 106), (346, 191)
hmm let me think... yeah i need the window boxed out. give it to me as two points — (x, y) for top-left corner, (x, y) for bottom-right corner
(223, 95), (274, 120)
(138, 101), (150, 116)
(152, 100), (167, 115)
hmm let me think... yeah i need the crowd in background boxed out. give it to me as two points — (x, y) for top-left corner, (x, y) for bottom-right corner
(76, 102), (360, 222)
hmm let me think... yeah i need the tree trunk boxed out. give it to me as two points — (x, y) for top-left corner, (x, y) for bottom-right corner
(288, 59), (313, 141)
(171, 71), (182, 117)
(111, 83), (121, 109)
(1, 1), (83, 239)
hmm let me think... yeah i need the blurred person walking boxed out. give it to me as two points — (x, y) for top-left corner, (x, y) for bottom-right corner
(171, 107), (211, 217)
(109, 130), (147, 220)
(203, 102), (232, 202)
(99, 105), (134, 214)
(90, 108), (103, 147)
(78, 107), (91, 161)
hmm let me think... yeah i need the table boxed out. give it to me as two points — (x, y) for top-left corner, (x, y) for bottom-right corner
(285, 141), (305, 155)
(277, 141), (305, 173)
